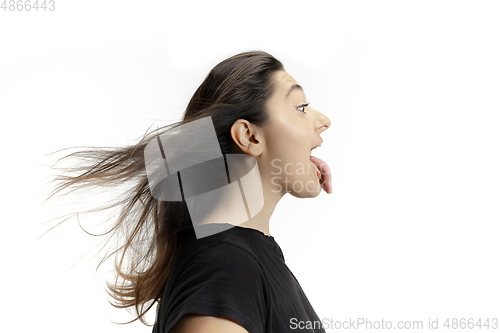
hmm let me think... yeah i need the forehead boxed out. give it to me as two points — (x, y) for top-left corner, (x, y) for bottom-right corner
(272, 70), (302, 97)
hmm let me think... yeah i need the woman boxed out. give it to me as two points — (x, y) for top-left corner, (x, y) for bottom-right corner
(47, 50), (331, 332)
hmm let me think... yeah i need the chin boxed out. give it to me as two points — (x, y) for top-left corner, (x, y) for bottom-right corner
(288, 176), (322, 198)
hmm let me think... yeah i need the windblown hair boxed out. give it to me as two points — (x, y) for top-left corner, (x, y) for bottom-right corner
(44, 50), (284, 325)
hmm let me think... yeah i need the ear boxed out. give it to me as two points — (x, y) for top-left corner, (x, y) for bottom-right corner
(229, 119), (263, 157)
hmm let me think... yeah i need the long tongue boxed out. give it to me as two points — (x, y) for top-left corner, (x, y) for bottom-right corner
(309, 155), (332, 194)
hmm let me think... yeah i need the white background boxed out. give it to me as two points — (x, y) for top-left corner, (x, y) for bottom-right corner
(1, 0), (499, 332)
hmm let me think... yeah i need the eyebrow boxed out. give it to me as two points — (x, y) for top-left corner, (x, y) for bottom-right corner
(285, 84), (304, 98)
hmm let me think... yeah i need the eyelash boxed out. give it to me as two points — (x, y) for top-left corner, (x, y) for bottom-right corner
(297, 103), (310, 114)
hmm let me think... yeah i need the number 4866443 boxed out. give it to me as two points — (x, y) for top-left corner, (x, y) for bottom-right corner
(1, 0), (56, 11)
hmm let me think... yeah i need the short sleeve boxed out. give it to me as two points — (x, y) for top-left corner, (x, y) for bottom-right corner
(162, 242), (268, 333)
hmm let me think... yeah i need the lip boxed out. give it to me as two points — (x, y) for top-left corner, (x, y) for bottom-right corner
(310, 138), (324, 152)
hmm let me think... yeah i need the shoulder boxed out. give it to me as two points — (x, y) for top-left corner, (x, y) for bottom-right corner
(159, 236), (269, 333)
(166, 242), (268, 332)
(182, 241), (266, 283)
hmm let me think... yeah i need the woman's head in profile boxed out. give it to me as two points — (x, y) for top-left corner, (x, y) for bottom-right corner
(45, 50), (331, 325)
(181, 51), (331, 199)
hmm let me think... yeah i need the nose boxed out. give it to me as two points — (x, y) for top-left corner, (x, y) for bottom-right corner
(312, 107), (331, 133)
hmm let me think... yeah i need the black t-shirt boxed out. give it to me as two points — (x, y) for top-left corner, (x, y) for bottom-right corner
(152, 223), (326, 333)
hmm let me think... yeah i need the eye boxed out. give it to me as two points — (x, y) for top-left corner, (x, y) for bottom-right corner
(296, 103), (310, 114)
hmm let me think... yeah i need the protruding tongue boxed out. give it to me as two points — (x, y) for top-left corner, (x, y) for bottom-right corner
(309, 155), (332, 194)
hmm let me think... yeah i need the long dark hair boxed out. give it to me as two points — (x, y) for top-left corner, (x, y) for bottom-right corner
(44, 50), (284, 325)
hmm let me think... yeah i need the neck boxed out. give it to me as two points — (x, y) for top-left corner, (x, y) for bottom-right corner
(232, 184), (283, 236)
(194, 155), (284, 237)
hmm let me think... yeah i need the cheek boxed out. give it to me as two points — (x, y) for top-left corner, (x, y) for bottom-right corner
(268, 127), (310, 174)
(265, 111), (310, 161)
(267, 119), (298, 153)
